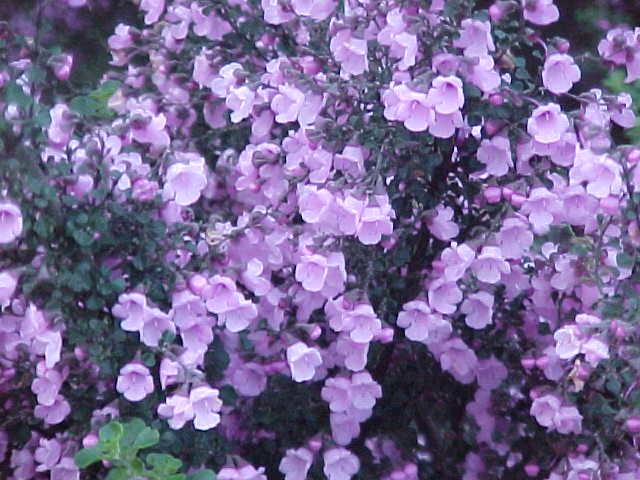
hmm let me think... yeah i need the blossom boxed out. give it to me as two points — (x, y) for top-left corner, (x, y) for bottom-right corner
(279, 447), (314, 480)
(441, 243), (475, 281)
(287, 342), (322, 382)
(542, 53), (581, 94)
(427, 76), (465, 115)
(498, 218), (534, 259)
(349, 372), (382, 410)
(377, 9), (418, 71)
(0, 201), (23, 244)
(164, 154), (208, 206)
(291, 0), (336, 21)
(157, 393), (194, 429)
(522, 0), (559, 26)
(427, 205), (459, 241)
(34, 438), (62, 472)
(48, 104), (74, 147)
(31, 364), (63, 406)
(295, 254), (329, 292)
(356, 198), (394, 245)
(140, 0), (165, 24)
(454, 19), (495, 57)
(438, 338), (478, 384)
(527, 103), (570, 144)
(553, 325), (582, 360)
(34, 395), (71, 425)
(116, 362), (154, 402)
(383, 83), (434, 132)
(330, 30), (368, 77)
(530, 394), (561, 428)
(323, 448), (360, 480)
(472, 246), (511, 284)
(397, 300), (451, 342)
(0, 270), (17, 307)
(554, 406), (582, 434)
(189, 386), (222, 430)
(477, 136), (513, 176)
(226, 86), (256, 123)
(129, 110), (170, 148)
(262, 0), (295, 25)
(428, 279), (462, 314)
(461, 292), (494, 329)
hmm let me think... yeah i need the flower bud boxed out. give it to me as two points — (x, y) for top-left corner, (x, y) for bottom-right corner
(626, 416), (640, 433)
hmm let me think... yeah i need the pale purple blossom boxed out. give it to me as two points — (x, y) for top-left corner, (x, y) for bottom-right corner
(116, 362), (154, 402)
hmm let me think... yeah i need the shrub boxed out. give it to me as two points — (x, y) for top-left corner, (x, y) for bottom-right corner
(2, 0), (640, 479)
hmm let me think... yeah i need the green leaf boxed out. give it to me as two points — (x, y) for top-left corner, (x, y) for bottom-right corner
(99, 421), (124, 444)
(188, 469), (217, 480)
(120, 418), (159, 451)
(74, 446), (103, 468)
(146, 453), (182, 475)
(4, 81), (32, 108)
(105, 467), (129, 480)
(616, 252), (635, 269)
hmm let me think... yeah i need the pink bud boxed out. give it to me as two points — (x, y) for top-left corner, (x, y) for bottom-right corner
(576, 443), (589, 453)
(626, 416), (640, 433)
(188, 274), (208, 295)
(74, 347), (86, 361)
(310, 325), (322, 340)
(510, 193), (526, 208)
(521, 357), (536, 370)
(489, 3), (507, 22)
(616, 326), (625, 340)
(535, 355), (549, 369)
(484, 119), (504, 137)
(308, 438), (322, 452)
(489, 93), (504, 106)
(524, 463), (540, 477)
(404, 463), (418, 475)
(501, 187), (514, 201)
(83, 433), (98, 448)
(484, 186), (502, 203)
(377, 327), (395, 344)
(390, 471), (405, 480)
(627, 149), (640, 165)
(554, 38), (571, 54)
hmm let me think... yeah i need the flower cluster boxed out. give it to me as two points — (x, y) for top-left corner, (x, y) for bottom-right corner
(3, 0), (640, 478)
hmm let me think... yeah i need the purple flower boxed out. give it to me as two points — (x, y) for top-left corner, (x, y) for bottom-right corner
(438, 338), (478, 384)
(530, 393), (561, 428)
(287, 342), (322, 382)
(34, 395), (71, 425)
(554, 406), (582, 434)
(158, 393), (194, 429)
(383, 83), (434, 133)
(527, 103), (570, 144)
(471, 246), (511, 284)
(291, 0), (336, 21)
(0, 270), (17, 307)
(164, 153), (208, 206)
(261, 0), (295, 25)
(0, 201), (23, 244)
(461, 291), (494, 329)
(477, 136), (513, 176)
(31, 364), (64, 406)
(440, 243), (475, 281)
(189, 385), (222, 430)
(454, 19), (495, 57)
(427, 205), (459, 241)
(542, 54), (581, 94)
(427, 76), (465, 115)
(323, 448), (360, 480)
(428, 279), (462, 314)
(397, 300), (451, 343)
(226, 86), (256, 123)
(330, 29), (368, 78)
(522, 0), (559, 26)
(140, 0), (165, 24)
(34, 438), (62, 472)
(279, 447), (314, 480)
(50, 457), (79, 480)
(116, 362), (154, 402)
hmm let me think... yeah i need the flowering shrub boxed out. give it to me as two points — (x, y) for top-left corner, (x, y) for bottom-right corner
(3, 0), (640, 479)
